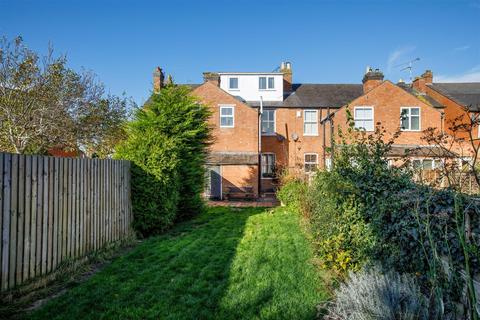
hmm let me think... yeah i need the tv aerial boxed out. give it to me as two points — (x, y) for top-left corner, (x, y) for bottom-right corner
(395, 57), (420, 83)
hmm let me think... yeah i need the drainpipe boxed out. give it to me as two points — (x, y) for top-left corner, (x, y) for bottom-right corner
(258, 96), (263, 198)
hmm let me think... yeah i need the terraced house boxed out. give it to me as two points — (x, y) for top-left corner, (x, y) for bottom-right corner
(152, 63), (480, 200)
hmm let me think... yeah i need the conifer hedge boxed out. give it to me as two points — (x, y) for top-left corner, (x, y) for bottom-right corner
(116, 85), (211, 237)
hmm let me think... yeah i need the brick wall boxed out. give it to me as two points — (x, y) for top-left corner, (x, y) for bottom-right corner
(192, 82), (259, 152)
(334, 81), (444, 144)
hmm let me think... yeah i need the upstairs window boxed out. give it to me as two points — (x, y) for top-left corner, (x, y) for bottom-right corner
(229, 77), (238, 90)
(219, 105), (234, 128)
(401, 107), (420, 131)
(261, 109), (275, 135)
(259, 76), (274, 90)
(304, 110), (318, 135)
(304, 153), (318, 173)
(261, 153), (276, 178)
(354, 107), (374, 131)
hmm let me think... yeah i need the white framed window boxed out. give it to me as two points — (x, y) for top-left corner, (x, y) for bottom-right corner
(259, 76), (274, 90)
(304, 153), (318, 173)
(261, 109), (276, 135)
(354, 106), (374, 131)
(411, 158), (441, 170)
(401, 107), (420, 131)
(261, 153), (276, 178)
(304, 110), (318, 136)
(219, 105), (234, 128)
(229, 77), (238, 90)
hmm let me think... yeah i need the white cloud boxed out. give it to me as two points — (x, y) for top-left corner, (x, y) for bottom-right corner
(387, 46), (416, 72)
(454, 45), (470, 52)
(436, 65), (480, 82)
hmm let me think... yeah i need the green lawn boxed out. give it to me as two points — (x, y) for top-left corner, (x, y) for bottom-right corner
(29, 206), (328, 320)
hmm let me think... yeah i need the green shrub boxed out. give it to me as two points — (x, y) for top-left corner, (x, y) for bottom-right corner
(276, 174), (307, 211)
(115, 85), (211, 237)
(276, 116), (479, 316)
(305, 171), (376, 274)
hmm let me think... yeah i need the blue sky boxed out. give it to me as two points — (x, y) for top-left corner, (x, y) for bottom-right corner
(1, 0), (479, 105)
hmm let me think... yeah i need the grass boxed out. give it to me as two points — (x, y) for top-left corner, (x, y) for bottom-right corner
(28, 206), (329, 320)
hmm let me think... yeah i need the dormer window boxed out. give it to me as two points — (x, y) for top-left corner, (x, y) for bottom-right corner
(259, 77), (274, 90)
(229, 77), (238, 90)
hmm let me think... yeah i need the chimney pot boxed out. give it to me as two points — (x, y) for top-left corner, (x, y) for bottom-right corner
(412, 69), (433, 93)
(362, 67), (384, 93)
(280, 61), (293, 93)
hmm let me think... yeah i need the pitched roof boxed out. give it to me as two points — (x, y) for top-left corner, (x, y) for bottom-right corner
(397, 84), (443, 108)
(247, 83), (364, 108)
(388, 144), (458, 158)
(428, 83), (480, 111)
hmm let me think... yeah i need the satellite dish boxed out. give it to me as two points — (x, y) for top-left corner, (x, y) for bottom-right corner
(291, 133), (299, 141)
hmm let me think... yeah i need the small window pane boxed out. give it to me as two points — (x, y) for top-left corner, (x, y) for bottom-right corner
(411, 108), (420, 116)
(401, 119), (409, 130)
(221, 117), (233, 127)
(411, 116), (420, 130)
(221, 107), (233, 115)
(305, 110), (316, 121)
(268, 77), (274, 89)
(229, 78), (238, 89)
(304, 123), (317, 135)
(305, 154), (316, 162)
(259, 77), (267, 90)
(423, 160), (433, 170)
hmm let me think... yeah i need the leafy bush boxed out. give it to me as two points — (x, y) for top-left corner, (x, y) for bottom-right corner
(276, 173), (307, 211)
(277, 116), (480, 316)
(116, 84), (211, 237)
(305, 171), (376, 274)
(325, 267), (428, 320)
(299, 125), (411, 275)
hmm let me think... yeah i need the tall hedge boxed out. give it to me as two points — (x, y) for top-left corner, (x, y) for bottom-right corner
(115, 85), (211, 237)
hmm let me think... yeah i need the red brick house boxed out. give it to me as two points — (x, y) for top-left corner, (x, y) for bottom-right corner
(151, 64), (480, 199)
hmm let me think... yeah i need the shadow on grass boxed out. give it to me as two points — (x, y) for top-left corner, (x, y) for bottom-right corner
(28, 206), (263, 320)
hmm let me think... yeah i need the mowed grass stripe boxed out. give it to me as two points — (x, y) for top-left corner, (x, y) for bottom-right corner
(28, 206), (328, 320)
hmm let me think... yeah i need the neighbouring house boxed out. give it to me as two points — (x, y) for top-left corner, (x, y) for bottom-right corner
(411, 70), (480, 139)
(151, 63), (480, 200)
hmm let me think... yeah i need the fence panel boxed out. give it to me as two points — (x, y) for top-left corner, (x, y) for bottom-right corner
(0, 152), (132, 291)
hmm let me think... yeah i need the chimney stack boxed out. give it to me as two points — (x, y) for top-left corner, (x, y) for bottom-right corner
(412, 70), (433, 93)
(362, 67), (384, 93)
(280, 61), (292, 93)
(153, 67), (165, 93)
(203, 72), (220, 86)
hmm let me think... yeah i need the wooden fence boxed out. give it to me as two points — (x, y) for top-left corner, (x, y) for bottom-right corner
(0, 153), (132, 292)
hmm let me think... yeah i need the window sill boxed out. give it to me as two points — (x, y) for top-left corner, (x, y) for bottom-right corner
(220, 126), (235, 128)
(228, 89), (240, 91)
(262, 133), (277, 136)
(400, 129), (421, 132)
(259, 89), (276, 91)
(354, 128), (374, 132)
(303, 133), (319, 137)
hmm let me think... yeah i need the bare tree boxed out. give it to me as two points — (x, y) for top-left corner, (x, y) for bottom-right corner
(420, 105), (480, 193)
